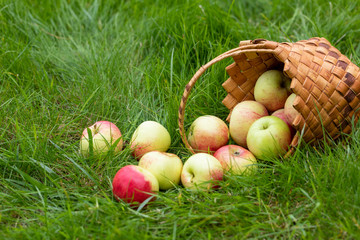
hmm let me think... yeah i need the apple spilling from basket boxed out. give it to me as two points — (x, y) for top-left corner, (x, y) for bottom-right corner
(79, 69), (299, 205)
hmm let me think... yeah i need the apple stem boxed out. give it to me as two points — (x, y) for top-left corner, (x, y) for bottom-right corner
(261, 123), (269, 130)
(93, 124), (99, 134)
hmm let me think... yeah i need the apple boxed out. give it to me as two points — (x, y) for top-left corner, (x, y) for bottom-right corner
(246, 116), (291, 159)
(130, 121), (171, 159)
(138, 151), (183, 190)
(284, 93), (299, 126)
(112, 165), (159, 205)
(181, 153), (223, 190)
(188, 115), (229, 153)
(213, 145), (257, 175)
(80, 121), (123, 157)
(271, 109), (296, 137)
(229, 100), (268, 148)
(254, 70), (292, 112)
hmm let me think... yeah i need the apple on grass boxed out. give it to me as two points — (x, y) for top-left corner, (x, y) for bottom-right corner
(188, 115), (229, 153)
(229, 100), (268, 148)
(254, 70), (292, 112)
(271, 109), (296, 137)
(181, 153), (223, 190)
(130, 121), (171, 159)
(284, 93), (299, 126)
(138, 151), (183, 190)
(112, 165), (159, 205)
(246, 116), (291, 160)
(80, 121), (123, 157)
(213, 145), (257, 175)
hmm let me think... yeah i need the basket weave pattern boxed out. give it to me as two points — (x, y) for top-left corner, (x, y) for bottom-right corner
(178, 37), (360, 154)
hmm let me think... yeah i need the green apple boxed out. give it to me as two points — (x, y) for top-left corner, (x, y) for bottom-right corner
(130, 121), (171, 159)
(246, 116), (291, 159)
(138, 151), (183, 190)
(254, 70), (292, 112)
(80, 121), (123, 157)
(229, 100), (268, 148)
(181, 153), (223, 190)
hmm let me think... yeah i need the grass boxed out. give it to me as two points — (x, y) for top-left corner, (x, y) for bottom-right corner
(1, 0), (360, 239)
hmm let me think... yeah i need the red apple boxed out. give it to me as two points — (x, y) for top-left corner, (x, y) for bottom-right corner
(284, 93), (299, 127)
(80, 121), (123, 157)
(271, 109), (296, 137)
(112, 165), (159, 204)
(188, 115), (229, 153)
(254, 70), (292, 112)
(229, 100), (268, 148)
(213, 145), (257, 175)
(247, 116), (291, 159)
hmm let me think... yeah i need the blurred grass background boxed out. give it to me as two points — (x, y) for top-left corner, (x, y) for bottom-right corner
(1, 0), (360, 239)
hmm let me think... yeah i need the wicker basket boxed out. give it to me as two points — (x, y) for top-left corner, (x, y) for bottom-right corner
(178, 37), (360, 157)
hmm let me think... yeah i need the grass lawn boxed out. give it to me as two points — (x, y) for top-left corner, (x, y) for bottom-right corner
(1, 0), (360, 239)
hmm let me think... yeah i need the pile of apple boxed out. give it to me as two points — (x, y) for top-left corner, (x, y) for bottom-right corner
(79, 69), (298, 206)
(227, 69), (298, 160)
(187, 69), (298, 159)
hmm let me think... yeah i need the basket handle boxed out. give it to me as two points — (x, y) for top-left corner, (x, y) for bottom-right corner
(178, 40), (277, 154)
